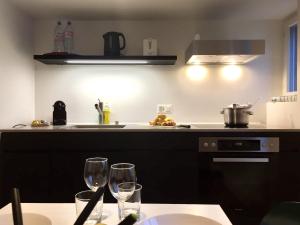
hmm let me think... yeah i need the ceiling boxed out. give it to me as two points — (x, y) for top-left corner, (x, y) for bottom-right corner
(10, 0), (297, 20)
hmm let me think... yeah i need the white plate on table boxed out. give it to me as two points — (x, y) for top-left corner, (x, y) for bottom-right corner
(137, 213), (222, 225)
(0, 213), (52, 225)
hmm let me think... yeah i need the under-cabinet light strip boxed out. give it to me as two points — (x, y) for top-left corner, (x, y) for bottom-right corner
(65, 60), (149, 64)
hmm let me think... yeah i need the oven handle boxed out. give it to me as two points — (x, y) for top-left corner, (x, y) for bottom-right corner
(212, 157), (269, 163)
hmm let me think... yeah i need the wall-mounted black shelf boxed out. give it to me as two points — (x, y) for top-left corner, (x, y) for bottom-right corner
(33, 54), (177, 65)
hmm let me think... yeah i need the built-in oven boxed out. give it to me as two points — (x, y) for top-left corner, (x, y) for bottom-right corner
(198, 137), (279, 225)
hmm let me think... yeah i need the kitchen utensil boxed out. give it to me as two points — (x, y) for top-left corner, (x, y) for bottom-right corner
(12, 124), (27, 128)
(95, 103), (104, 124)
(98, 99), (103, 111)
(103, 32), (126, 56)
(95, 104), (101, 113)
(176, 124), (191, 129)
(53, 101), (66, 125)
(11, 188), (23, 225)
(221, 103), (253, 127)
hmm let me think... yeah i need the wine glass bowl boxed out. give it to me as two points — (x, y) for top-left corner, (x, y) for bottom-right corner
(117, 182), (136, 202)
(84, 157), (108, 191)
(108, 163), (136, 200)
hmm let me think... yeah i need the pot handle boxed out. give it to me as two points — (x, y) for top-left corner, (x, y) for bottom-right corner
(220, 110), (224, 114)
(247, 111), (254, 115)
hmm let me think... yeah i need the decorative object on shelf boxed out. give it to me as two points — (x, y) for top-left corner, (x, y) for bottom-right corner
(103, 32), (126, 56)
(143, 38), (158, 56)
(33, 54), (177, 65)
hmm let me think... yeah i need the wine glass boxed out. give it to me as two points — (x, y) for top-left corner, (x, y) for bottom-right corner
(84, 157), (108, 191)
(108, 163), (136, 200)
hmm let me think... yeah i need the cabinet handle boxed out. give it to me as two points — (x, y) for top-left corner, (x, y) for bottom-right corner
(212, 157), (269, 163)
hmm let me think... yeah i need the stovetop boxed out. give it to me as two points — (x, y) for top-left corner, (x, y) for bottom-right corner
(191, 123), (267, 129)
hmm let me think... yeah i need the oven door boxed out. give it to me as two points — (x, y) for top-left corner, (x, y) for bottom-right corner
(198, 152), (279, 225)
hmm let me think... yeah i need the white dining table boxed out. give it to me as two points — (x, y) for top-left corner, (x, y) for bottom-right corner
(0, 203), (232, 225)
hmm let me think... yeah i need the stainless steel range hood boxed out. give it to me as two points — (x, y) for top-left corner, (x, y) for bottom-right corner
(185, 40), (265, 65)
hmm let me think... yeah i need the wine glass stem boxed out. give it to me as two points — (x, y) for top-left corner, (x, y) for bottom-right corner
(118, 200), (125, 220)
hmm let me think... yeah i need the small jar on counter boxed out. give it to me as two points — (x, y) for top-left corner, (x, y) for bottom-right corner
(103, 103), (111, 124)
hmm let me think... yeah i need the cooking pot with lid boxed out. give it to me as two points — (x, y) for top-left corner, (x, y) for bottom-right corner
(221, 103), (253, 127)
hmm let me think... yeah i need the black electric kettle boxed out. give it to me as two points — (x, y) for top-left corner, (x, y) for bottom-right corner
(103, 32), (126, 56)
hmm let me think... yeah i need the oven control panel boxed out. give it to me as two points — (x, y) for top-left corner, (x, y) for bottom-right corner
(199, 137), (279, 152)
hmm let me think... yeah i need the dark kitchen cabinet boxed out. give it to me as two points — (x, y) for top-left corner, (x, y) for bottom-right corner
(275, 134), (300, 203)
(276, 152), (300, 202)
(51, 149), (198, 204)
(0, 132), (198, 206)
(1, 152), (51, 206)
(2, 130), (300, 224)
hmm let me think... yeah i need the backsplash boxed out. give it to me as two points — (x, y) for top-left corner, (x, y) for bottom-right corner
(34, 20), (283, 124)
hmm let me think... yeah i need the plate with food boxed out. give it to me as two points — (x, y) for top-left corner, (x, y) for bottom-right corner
(149, 114), (176, 127)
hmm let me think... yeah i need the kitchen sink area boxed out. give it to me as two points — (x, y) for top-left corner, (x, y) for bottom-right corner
(72, 124), (126, 129)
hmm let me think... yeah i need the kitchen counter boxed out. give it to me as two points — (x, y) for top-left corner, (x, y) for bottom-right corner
(0, 203), (232, 225)
(1, 123), (299, 132)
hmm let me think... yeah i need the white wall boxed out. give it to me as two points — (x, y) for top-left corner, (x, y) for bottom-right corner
(0, 0), (35, 128)
(266, 2), (299, 128)
(34, 20), (283, 124)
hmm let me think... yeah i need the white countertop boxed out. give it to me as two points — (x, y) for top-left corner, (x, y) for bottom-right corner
(0, 123), (299, 132)
(0, 203), (232, 225)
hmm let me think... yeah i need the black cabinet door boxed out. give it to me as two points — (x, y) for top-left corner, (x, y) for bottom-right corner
(110, 150), (198, 204)
(0, 132), (198, 205)
(198, 153), (278, 225)
(1, 153), (50, 205)
(50, 152), (86, 202)
(51, 149), (198, 204)
(276, 152), (300, 202)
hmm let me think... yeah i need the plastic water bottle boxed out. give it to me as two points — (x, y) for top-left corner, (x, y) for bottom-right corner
(54, 21), (65, 52)
(64, 21), (74, 53)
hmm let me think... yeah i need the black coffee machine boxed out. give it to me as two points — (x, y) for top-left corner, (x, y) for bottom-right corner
(103, 32), (126, 56)
(53, 101), (66, 125)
